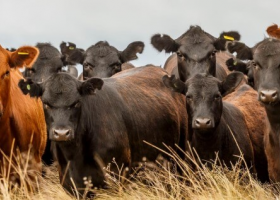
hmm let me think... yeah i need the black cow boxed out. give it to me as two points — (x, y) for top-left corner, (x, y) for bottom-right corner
(162, 72), (255, 171)
(65, 41), (144, 79)
(151, 25), (240, 82)
(24, 43), (79, 82)
(19, 66), (188, 194)
(227, 38), (280, 182)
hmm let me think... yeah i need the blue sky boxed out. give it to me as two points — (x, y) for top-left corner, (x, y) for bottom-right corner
(1, 0), (279, 74)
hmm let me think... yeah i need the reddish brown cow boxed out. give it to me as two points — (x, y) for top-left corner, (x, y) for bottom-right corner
(0, 46), (47, 174)
(223, 79), (269, 182)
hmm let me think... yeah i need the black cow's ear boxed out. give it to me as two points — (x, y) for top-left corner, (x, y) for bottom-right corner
(162, 75), (186, 94)
(18, 79), (43, 97)
(151, 34), (179, 53)
(227, 42), (253, 60)
(79, 78), (104, 95)
(221, 72), (244, 96)
(226, 58), (248, 74)
(214, 31), (241, 51)
(120, 41), (144, 63)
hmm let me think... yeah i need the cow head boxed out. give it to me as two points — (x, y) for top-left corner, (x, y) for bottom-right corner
(66, 41), (144, 79)
(151, 26), (240, 82)
(162, 72), (244, 135)
(24, 42), (80, 82)
(0, 45), (38, 118)
(18, 73), (103, 142)
(227, 38), (280, 108)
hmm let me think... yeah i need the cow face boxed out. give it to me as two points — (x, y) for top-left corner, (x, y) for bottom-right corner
(162, 72), (244, 135)
(251, 39), (280, 106)
(0, 45), (38, 118)
(151, 26), (240, 82)
(66, 41), (144, 79)
(18, 73), (103, 142)
(24, 43), (64, 82)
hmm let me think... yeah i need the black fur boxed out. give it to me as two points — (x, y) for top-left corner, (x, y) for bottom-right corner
(151, 34), (179, 53)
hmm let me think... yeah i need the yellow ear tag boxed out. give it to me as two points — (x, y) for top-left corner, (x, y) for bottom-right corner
(69, 46), (75, 50)
(223, 35), (234, 41)
(18, 52), (29, 55)
(27, 84), (31, 91)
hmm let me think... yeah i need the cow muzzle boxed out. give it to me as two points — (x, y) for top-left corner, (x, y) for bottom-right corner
(51, 128), (73, 141)
(259, 89), (278, 104)
(193, 117), (214, 130)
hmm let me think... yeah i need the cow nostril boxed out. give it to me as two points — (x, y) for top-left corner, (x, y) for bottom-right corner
(260, 92), (265, 98)
(206, 120), (211, 125)
(195, 119), (200, 125)
(272, 92), (277, 98)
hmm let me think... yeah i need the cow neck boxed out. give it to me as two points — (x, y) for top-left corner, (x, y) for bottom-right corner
(0, 79), (15, 154)
(190, 114), (230, 162)
(265, 106), (280, 146)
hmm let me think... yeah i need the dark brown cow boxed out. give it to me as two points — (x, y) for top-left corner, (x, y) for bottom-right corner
(65, 41), (144, 79)
(227, 37), (280, 182)
(151, 26), (238, 82)
(19, 66), (188, 195)
(162, 72), (255, 171)
(0, 45), (47, 176)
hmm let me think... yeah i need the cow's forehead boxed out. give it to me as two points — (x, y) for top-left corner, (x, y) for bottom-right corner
(187, 75), (220, 93)
(42, 73), (81, 106)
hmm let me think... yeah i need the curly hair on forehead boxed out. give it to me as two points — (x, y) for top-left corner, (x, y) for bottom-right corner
(87, 41), (119, 57)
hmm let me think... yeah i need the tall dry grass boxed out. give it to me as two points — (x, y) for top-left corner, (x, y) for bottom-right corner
(0, 144), (279, 200)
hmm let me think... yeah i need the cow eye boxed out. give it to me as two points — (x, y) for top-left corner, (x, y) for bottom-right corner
(214, 94), (221, 100)
(176, 51), (184, 58)
(2, 70), (10, 79)
(57, 67), (62, 72)
(44, 103), (52, 109)
(186, 94), (192, 101)
(68, 102), (80, 109)
(111, 62), (121, 70)
(211, 50), (217, 57)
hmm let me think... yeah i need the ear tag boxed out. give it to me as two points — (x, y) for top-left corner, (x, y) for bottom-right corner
(27, 84), (31, 91)
(233, 61), (238, 66)
(18, 52), (29, 55)
(69, 46), (75, 50)
(174, 83), (178, 88)
(223, 35), (235, 41)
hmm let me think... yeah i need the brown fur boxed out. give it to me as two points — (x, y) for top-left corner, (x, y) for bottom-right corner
(224, 80), (269, 181)
(266, 24), (280, 39)
(0, 45), (47, 173)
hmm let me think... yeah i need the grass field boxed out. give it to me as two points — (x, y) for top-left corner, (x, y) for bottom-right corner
(0, 145), (279, 200)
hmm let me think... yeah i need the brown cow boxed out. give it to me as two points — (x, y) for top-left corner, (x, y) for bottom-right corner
(0, 45), (47, 177)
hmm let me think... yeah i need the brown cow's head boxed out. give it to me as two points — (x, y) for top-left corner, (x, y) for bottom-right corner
(0, 45), (38, 118)
(66, 41), (144, 79)
(151, 26), (240, 82)
(162, 72), (244, 135)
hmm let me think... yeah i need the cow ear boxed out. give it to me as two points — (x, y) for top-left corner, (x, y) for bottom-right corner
(214, 31), (241, 51)
(79, 78), (104, 96)
(162, 75), (186, 94)
(226, 42), (252, 60)
(65, 48), (85, 65)
(9, 46), (39, 68)
(266, 24), (280, 39)
(151, 34), (179, 53)
(221, 72), (244, 96)
(120, 41), (144, 63)
(18, 79), (43, 97)
(226, 58), (248, 74)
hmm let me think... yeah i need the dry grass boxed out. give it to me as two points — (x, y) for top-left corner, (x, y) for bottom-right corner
(0, 145), (279, 200)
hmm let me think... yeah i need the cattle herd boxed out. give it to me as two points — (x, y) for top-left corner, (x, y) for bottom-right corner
(1, 24), (280, 196)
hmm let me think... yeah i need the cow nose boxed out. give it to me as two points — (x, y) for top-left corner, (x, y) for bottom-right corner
(53, 129), (71, 141)
(193, 118), (212, 129)
(259, 90), (278, 103)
